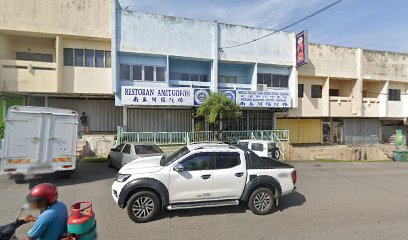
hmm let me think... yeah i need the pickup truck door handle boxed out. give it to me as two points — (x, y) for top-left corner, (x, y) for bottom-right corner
(201, 174), (211, 179)
(235, 172), (244, 177)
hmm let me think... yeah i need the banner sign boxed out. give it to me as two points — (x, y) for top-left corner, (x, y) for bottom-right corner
(296, 30), (308, 67)
(121, 86), (195, 106)
(122, 86), (291, 108)
(234, 89), (291, 108)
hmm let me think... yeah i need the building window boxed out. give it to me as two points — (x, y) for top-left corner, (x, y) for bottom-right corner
(63, 48), (74, 66)
(16, 52), (53, 62)
(156, 67), (166, 82)
(257, 73), (288, 88)
(144, 66), (154, 81)
(298, 84), (304, 98)
(64, 48), (110, 68)
(95, 50), (104, 68)
(74, 49), (84, 66)
(219, 75), (238, 84)
(120, 64), (130, 80)
(389, 89), (401, 101)
(329, 89), (340, 97)
(132, 65), (142, 80)
(170, 72), (208, 82)
(311, 85), (322, 98)
(85, 49), (95, 67)
(105, 51), (111, 68)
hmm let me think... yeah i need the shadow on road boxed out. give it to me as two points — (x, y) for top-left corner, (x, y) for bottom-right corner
(11, 162), (117, 189)
(277, 192), (306, 212)
(159, 191), (306, 220)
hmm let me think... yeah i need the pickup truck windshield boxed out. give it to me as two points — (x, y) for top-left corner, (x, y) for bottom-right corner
(160, 146), (190, 166)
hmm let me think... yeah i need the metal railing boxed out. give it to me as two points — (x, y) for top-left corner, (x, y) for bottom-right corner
(116, 127), (290, 158)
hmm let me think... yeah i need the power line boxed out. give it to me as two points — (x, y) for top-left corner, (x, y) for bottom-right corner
(219, 0), (343, 50)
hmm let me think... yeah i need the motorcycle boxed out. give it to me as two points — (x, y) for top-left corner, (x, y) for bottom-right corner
(0, 202), (96, 240)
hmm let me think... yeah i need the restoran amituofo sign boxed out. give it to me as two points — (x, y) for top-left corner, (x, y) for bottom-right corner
(121, 86), (291, 108)
(121, 86), (210, 106)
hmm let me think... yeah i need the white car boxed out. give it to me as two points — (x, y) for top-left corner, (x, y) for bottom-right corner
(237, 140), (281, 159)
(112, 143), (297, 223)
(108, 142), (164, 169)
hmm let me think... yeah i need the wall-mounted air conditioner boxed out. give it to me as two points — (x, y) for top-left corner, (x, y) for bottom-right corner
(257, 84), (267, 91)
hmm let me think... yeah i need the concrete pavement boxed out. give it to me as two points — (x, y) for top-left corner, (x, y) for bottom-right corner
(1, 161), (408, 240)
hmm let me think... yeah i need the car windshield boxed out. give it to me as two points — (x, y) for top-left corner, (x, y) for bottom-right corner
(237, 142), (249, 148)
(134, 145), (163, 154)
(160, 146), (190, 166)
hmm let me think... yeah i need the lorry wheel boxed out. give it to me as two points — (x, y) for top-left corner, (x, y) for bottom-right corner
(248, 188), (275, 215)
(13, 174), (25, 184)
(108, 157), (113, 168)
(62, 170), (74, 178)
(127, 191), (160, 223)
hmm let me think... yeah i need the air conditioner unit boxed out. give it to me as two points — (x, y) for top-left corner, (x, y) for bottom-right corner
(257, 84), (267, 91)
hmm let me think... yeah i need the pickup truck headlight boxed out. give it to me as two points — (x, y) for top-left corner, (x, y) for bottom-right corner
(116, 173), (131, 182)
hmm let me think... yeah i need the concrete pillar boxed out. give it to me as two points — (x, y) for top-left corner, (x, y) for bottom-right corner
(403, 83), (408, 118)
(211, 21), (219, 92)
(122, 106), (128, 129)
(166, 55), (170, 87)
(44, 96), (49, 107)
(379, 81), (389, 117)
(250, 63), (258, 91)
(55, 35), (63, 93)
(111, 0), (118, 94)
(289, 67), (298, 109)
(352, 48), (364, 116)
(322, 77), (330, 117)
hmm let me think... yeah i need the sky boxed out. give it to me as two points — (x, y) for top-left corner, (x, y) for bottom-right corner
(120, 0), (408, 53)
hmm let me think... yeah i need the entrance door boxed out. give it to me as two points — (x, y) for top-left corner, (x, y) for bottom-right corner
(168, 152), (214, 203)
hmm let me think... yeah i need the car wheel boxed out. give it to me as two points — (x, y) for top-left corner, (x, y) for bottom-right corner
(127, 191), (160, 223)
(272, 148), (280, 160)
(248, 187), (275, 215)
(108, 156), (113, 168)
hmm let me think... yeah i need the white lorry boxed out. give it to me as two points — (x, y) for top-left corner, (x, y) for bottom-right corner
(0, 106), (78, 182)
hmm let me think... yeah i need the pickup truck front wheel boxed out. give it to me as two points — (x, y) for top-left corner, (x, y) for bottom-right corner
(127, 191), (160, 223)
(248, 188), (275, 215)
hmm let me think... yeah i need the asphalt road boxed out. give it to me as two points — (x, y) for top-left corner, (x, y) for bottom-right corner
(1, 161), (408, 240)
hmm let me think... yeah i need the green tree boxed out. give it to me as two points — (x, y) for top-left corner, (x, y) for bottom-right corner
(196, 92), (242, 138)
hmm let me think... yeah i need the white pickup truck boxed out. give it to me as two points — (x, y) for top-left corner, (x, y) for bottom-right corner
(112, 143), (296, 223)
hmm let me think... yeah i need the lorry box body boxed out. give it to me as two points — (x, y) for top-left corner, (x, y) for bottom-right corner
(1, 106), (78, 175)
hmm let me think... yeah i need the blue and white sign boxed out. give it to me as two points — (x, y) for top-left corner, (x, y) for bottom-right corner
(221, 90), (237, 102)
(236, 89), (291, 108)
(121, 86), (195, 106)
(194, 89), (210, 106)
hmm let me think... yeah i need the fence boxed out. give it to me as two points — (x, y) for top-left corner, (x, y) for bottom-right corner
(116, 127), (290, 158)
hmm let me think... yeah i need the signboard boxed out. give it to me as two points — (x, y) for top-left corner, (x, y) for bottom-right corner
(194, 89), (210, 106)
(296, 30), (308, 67)
(222, 89), (291, 108)
(122, 86), (291, 108)
(121, 86), (195, 106)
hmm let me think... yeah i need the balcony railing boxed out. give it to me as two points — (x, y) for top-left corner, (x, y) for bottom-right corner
(0, 59), (57, 92)
(329, 96), (353, 117)
(363, 97), (380, 117)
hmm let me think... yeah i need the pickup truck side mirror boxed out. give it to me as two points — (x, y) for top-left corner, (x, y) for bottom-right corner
(110, 148), (116, 151)
(174, 164), (184, 173)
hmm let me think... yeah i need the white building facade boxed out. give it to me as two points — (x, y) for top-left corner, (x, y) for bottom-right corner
(112, 1), (298, 132)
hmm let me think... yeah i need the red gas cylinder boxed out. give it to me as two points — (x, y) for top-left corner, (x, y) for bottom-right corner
(67, 202), (96, 240)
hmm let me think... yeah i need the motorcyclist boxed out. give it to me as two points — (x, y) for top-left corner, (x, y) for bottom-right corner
(20, 183), (68, 240)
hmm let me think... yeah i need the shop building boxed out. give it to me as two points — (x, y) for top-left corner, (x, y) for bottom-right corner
(0, 0), (120, 132)
(280, 44), (408, 144)
(112, 1), (297, 133)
